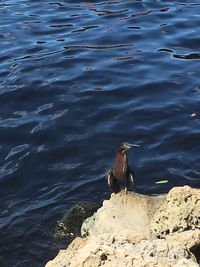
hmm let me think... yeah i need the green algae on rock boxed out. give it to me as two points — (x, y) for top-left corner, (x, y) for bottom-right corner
(54, 201), (100, 241)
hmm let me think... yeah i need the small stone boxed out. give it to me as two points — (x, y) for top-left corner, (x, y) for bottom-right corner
(100, 253), (107, 261)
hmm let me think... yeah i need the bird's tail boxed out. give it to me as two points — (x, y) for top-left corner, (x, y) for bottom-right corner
(106, 169), (120, 194)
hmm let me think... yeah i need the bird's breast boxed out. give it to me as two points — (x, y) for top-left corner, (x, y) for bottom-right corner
(112, 153), (127, 180)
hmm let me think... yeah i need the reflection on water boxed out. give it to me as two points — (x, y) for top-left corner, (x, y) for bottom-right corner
(0, 0), (200, 266)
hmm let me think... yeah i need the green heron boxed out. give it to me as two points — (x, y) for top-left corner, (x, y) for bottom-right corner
(106, 143), (139, 194)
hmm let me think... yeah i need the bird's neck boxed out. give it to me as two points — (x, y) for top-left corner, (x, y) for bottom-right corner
(117, 148), (125, 155)
(113, 151), (127, 177)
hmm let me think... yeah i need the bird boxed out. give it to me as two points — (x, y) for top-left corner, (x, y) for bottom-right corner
(106, 143), (139, 194)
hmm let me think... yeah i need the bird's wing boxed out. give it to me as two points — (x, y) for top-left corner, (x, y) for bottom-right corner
(129, 172), (134, 184)
(106, 169), (120, 193)
(127, 167), (135, 190)
(106, 169), (113, 187)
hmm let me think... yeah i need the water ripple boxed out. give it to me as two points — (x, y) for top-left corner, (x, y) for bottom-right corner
(173, 52), (200, 60)
(0, 108), (68, 132)
(0, 0), (200, 266)
(0, 161), (19, 180)
(5, 144), (30, 160)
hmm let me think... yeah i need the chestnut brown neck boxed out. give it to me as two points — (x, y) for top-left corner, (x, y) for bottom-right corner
(117, 147), (125, 155)
(113, 149), (127, 178)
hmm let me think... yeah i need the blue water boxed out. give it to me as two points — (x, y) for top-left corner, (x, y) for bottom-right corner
(0, 0), (200, 266)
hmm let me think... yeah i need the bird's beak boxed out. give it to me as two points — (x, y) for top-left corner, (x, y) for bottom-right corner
(124, 143), (140, 151)
(130, 144), (140, 148)
(129, 144), (140, 148)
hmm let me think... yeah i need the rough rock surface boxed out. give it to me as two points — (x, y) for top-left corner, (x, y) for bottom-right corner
(81, 190), (165, 240)
(46, 186), (200, 267)
(151, 186), (200, 238)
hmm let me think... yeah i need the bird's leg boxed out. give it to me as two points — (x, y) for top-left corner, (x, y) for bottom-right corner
(124, 186), (128, 203)
(125, 187), (128, 195)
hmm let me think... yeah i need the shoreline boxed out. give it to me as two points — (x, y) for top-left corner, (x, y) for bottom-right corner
(45, 186), (200, 267)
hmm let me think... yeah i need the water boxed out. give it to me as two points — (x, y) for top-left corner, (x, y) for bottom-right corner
(0, 0), (200, 266)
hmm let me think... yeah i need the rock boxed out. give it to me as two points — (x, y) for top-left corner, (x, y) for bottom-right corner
(45, 186), (200, 267)
(54, 201), (100, 241)
(151, 186), (200, 238)
(81, 190), (165, 240)
(46, 231), (200, 267)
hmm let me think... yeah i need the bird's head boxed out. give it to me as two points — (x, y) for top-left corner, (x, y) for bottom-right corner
(118, 142), (140, 154)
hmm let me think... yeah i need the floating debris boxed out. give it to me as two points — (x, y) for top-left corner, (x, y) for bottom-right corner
(191, 113), (197, 117)
(155, 180), (169, 184)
